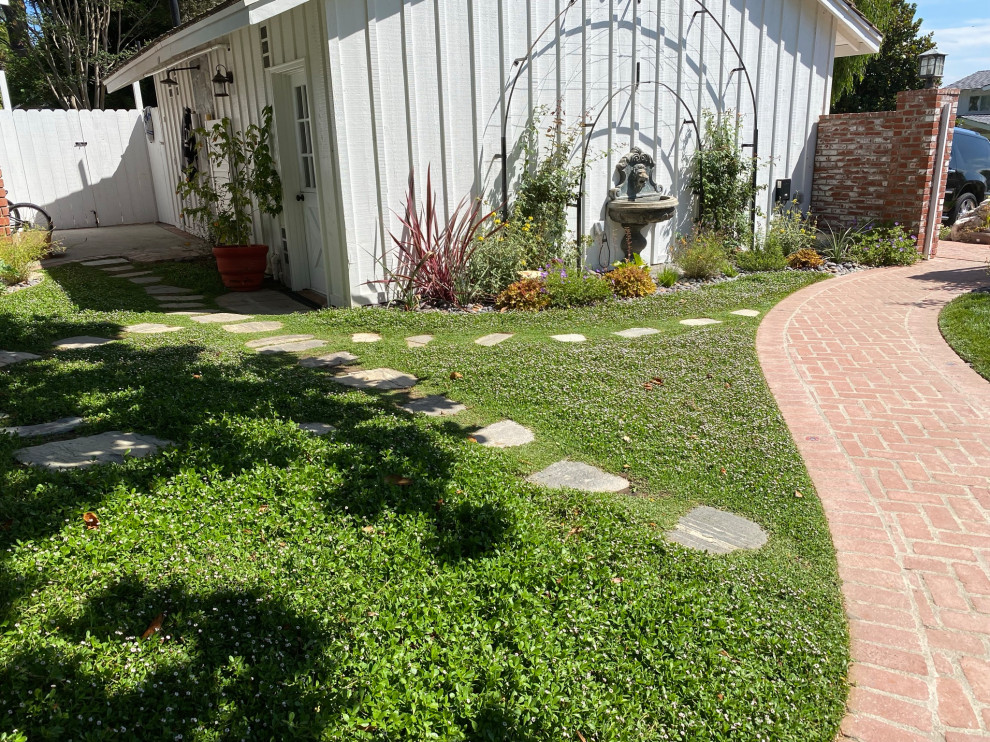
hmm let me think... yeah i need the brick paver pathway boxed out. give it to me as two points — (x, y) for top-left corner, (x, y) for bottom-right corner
(757, 242), (990, 742)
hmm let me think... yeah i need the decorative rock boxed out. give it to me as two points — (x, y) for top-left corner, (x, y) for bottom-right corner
(666, 505), (768, 554)
(475, 333), (514, 346)
(299, 351), (358, 369)
(53, 336), (115, 350)
(145, 285), (192, 294)
(244, 334), (314, 349)
(614, 327), (660, 338)
(473, 420), (534, 447)
(190, 313), (254, 324)
(81, 258), (128, 266)
(159, 303), (207, 310)
(298, 422), (335, 435)
(400, 395), (466, 417)
(125, 323), (184, 334)
(526, 461), (628, 493)
(0, 350), (41, 367)
(2, 416), (84, 437)
(334, 368), (417, 391)
(730, 309), (760, 317)
(352, 332), (381, 343)
(115, 271), (152, 278)
(14, 431), (172, 470)
(221, 321), (284, 333)
(129, 276), (162, 284)
(551, 334), (587, 343)
(256, 339), (327, 354)
(406, 334), (434, 348)
(680, 318), (722, 326)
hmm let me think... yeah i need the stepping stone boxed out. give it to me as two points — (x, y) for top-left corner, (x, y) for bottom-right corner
(0, 350), (41, 367)
(125, 323), (184, 334)
(244, 334), (314, 349)
(551, 334), (586, 343)
(129, 276), (162, 284)
(159, 303), (207, 310)
(527, 461), (628, 493)
(334, 368), (417, 391)
(730, 309), (760, 317)
(190, 313), (254, 324)
(475, 333), (514, 347)
(14, 431), (173, 470)
(352, 333), (381, 343)
(2, 416), (84, 437)
(222, 321), (284, 334)
(299, 351), (358, 369)
(614, 327), (660, 339)
(680, 318), (722, 327)
(155, 294), (205, 301)
(168, 311), (216, 316)
(53, 336), (115, 350)
(82, 258), (128, 266)
(400, 395), (466, 417)
(406, 335), (434, 348)
(257, 340), (327, 354)
(100, 265), (133, 273)
(145, 285), (192, 295)
(115, 271), (152, 278)
(666, 505), (768, 554)
(298, 422), (335, 435)
(473, 420), (534, 447)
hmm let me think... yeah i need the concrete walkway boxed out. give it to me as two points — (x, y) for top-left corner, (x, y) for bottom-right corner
(757, 242), (990, 741)
(43, 224), (210, 266)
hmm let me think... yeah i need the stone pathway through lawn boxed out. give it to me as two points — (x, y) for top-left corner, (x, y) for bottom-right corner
(758, 242), (990, 741)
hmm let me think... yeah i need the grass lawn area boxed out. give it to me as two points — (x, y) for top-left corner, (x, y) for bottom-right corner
(0, 264), (846, 741)
(940, 290), (990, 381)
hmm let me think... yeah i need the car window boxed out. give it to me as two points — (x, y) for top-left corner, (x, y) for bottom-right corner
(952, 134), (990, 170)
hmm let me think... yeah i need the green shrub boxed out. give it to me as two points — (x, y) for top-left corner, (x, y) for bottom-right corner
(938, 224), (952, 241)
(786, 248), (825, 269)
(735, 242), (787, 272)
(609, 263), (657, 298)
(848, 223), (920, 266)
(655, 266), (679, 287)
(765, 202), (816, 257)
(671, 229), (731, 279)
(0, 230), (60, 285)
(469, 212), (555, 297)
(495, 277), (549, 311)
(543, 261), (613, 308)
(816, 223), (863, 263)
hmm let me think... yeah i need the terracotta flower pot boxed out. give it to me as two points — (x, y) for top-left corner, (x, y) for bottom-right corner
(212, 244), (268, 291)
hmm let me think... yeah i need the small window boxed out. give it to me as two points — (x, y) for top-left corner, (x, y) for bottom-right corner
(260, 25), (271, 69)
(969, 94), (990, 113)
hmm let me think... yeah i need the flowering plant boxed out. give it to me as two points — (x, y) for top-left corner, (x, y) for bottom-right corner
(847, 222), (920, 266)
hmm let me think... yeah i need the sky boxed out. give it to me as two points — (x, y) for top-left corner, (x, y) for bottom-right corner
(914, 0), (990, 85)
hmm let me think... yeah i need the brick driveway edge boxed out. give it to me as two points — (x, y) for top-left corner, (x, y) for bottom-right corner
(756, 242), (990, 742)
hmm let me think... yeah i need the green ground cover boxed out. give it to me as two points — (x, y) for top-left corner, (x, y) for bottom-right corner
(0, 264), (846, 741)
(940, 290), (990, 381)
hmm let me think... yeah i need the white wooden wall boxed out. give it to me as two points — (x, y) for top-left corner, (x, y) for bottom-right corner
(0, 109), (158, 229)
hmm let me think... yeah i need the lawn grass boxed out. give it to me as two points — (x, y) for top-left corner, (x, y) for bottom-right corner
(939, 290), (990, 380)
(0, 264), (847, 741)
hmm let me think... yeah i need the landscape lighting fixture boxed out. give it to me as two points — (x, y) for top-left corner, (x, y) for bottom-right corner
(212, 64), (234, 97)
(918, 50), (946, 89)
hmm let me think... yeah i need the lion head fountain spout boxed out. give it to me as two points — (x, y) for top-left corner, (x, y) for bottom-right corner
(607, 147), (678, 257)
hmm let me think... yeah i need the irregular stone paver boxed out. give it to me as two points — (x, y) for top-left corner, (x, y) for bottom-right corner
(168, 311), (215, 316)
(190, 313), (253, 324)
(14, 431), (172, 470)
(680, 318), (721, 326)
(145, 285), (192, 295)
(299, 351), (358, 369)
(757, 242), (990, 740)
(0, 350), (41, 367)
(298, 422), (335, 435)
(159, 303), (207, 310)
(527, 461), (628, 493)
(100, 265), (134, 273)
(129, 276), (162, 284)
(154, 294), (205, 301)
(473, 420), (534, 447)
(334, 368), (417, 391)
(81, 258), (128, 266)
(221, 321), (284, 334)
(551, 334), (587, 343)
(2, 416), (84, 437)
(244, 334), (314, 349)
(730, 309), (760, 317)
(216, 289), (312, 315)
(115, 271), (152, 278)
(352, 332), (381, 343)
(406, 334), (434, 348)
(53, 336), (115, 350)
(614, 327), (660, 338)
(125, 323), (184, 334)
(665, 506), (767, 554)
(257, 340), (327, 354)
(400, 396), (466, 417)
(475, 333), (514, 346)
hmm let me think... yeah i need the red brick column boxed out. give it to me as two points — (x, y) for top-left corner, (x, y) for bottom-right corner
(0, 167), (10, 237)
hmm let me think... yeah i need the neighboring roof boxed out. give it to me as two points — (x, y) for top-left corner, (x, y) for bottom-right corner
(948, 70), (990, 91)
(959, 114), (990, 127)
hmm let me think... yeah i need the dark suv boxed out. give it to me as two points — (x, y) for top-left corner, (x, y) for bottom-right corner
(944, 127), (990, 224)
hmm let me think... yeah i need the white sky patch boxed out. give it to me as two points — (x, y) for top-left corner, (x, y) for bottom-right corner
(920, 18), (990, 85)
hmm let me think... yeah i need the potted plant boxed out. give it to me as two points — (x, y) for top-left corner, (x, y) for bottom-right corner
(176, 106), (282, 291)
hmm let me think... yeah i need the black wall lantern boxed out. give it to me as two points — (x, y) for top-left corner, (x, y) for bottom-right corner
(212, 64), (234, 98)
(161, 64), (200, 88)
(919, 50), (946, 89)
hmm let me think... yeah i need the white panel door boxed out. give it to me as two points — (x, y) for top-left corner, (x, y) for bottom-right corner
(289, 72), (327, 296)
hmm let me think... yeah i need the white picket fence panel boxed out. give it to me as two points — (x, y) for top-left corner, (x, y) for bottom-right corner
(0, 109), (158, 229)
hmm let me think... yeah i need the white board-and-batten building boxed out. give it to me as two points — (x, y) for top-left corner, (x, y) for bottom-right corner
(106, 0), (880, 307)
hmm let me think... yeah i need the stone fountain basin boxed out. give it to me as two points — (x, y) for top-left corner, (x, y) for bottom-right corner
(607, 195), (678, 226)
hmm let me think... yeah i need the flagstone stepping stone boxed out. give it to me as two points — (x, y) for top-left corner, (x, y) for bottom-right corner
(400, 395), (466, 417)
(244, 334), (314, 349)
(159, 303), (207, 310)
(145, 285), (192, 295)
(298, 422), (336, 435)
(299, 351), (358, 369)
(475, 333), (514, 346)
(334, 368), (417, 391)
(14, 431), (173, 470)
(473, 420), (534, 447)
(352, 332), (381, 343)
(614, 327), (660, 339)
(53, 336), (115, 350)
(222, 321), (284, 333)
(527, 461), (628, 493)
(190, 313), (254, 324)
(115, 271), (152, 278)
(257, 340), (327, 354)
(168, 310), (216, 316)
(125, 323), (184, 334)
(0, 350), (41, 367)
(730, 309), (760, 317)
(2, 416), (84, 437)
(82, 258), (128, 266)
(680, 318), (722, 327)
(551, 334), (586, 343)
(666, 505), (767, 554)
(101, 265), (133, 273)
(406, 334), (434, 348)
(129, 276), (162, 285)
(154, 294), (205, 301)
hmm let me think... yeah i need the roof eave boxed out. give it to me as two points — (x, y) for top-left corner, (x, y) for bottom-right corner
(819, 0), (882, 58)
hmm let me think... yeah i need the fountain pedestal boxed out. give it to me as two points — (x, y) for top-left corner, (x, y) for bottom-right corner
(607, 147), (678, 258)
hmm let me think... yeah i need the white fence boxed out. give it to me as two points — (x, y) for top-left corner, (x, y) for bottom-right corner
(0, 109), (159, 229)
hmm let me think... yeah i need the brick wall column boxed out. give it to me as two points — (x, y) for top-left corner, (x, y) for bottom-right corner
(0, 167), (10, 237)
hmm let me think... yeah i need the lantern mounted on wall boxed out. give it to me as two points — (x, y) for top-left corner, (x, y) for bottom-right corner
(212, 64), (234, 97)
(918, 50), (946, 89)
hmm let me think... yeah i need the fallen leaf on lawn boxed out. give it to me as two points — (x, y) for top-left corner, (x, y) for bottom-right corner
(192, 374), (202, 379)
(648, 522), (657, 527)
(689, 434), (699, 440)
(724, 382), (731, 389)
(361, 525), (375, 534)
(384, 475), (412, 486)
(83, 512), (100, 530)
(450, 371), (463, 380)
(621, 435), (631, 443)
(611, 577), (624, 584)
(643, 383), (653, 390)
(565, 526), (583, 540)
(652, 376), (664, 384)
(434, 499), (445, 510)
(622, 463), (631, 469)
(258, 504), (269, 513)
(720, 468), (726, 475)
(466, 436), (478, 443)
(794, 490), (803, 498)
(141, 612), (164, 640)
(577, 733), (587, 742)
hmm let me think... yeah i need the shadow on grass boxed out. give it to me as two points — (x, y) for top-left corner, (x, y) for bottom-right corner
(44, 264), (163, 314)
